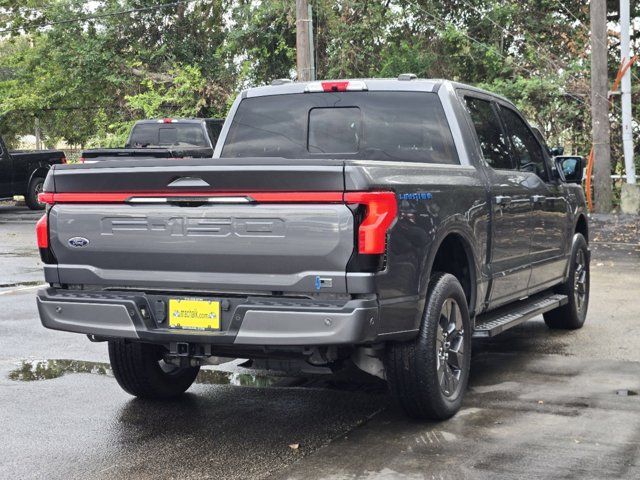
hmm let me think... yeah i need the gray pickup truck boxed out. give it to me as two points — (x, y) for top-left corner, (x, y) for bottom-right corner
(36, 77), (589, 420)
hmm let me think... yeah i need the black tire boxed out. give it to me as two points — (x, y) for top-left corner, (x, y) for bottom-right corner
(385, 272), (471, 420)
(108, 341), (200, 399)
(25, 177), (45, 210)
(543, 233), (590, 330)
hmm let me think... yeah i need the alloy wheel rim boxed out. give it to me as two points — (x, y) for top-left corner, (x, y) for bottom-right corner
(574, 249), (587, 311)
(436, 298), (465, 397)
(35, 182), (44, 206)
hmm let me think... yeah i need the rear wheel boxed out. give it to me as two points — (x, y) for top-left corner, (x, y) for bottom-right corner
(25, 177), (45, 210)
(108, 341), (200, 399)
(385, 272), (471, 420)
(543, 233), (589, 330)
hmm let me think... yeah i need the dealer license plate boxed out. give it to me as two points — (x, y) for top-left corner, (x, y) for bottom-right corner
(168, 298), (220, 331)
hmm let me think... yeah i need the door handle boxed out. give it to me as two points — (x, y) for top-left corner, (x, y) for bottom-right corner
(494, 195), (512, 205)
(531, 195), (546, 203)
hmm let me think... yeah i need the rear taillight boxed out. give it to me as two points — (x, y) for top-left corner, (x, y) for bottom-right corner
(78, 157), (85, 163)
(36, 214), (48, 249)
(36, 213), (56, 264)
(344, 191), (397, 255)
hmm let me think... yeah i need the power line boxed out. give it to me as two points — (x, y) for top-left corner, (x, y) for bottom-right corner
(457, 0), (607, 110)
(555, 0), (615, 55)
(420, 3), (631, 121)
(2, 104), (193, 113)
(555, 0), (589, 30)
(417, 6), (591, 109)
(0, 0), (198, 35)
(2, 1), (631, 123)
(458, 0), (567, 74)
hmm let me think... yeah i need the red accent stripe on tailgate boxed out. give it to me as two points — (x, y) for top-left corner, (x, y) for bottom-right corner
(39, 191), (346, 204)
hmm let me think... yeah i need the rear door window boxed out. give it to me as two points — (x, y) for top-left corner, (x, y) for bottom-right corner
(222, 92), (459, 164)
(462, 97), (513, 170)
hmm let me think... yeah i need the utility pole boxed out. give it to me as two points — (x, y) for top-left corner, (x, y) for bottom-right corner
(620, 0), (636, 184)
(307, 4), (316, 81)
(34, 117), (41, 150)
(590, 0), (613, 212)
(296, 0), (312, 82)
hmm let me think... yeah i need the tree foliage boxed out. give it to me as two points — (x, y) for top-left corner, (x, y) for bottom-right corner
(0, 0), (636, 170)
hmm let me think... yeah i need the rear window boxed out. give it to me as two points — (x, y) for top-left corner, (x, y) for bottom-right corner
(128, 123), (209, 148)
(221, 92), (459, 164)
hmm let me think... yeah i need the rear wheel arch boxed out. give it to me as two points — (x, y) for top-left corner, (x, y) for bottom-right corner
(27, 166), (50, 190)
(422, 230), (478, 315)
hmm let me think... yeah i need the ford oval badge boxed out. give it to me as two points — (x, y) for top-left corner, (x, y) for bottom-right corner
(68, 237), (89, 248)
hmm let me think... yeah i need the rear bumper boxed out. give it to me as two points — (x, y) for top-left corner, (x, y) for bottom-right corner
(37, 288), (379, 346)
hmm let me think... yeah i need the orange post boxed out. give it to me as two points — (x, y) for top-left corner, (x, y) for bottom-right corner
(585, 146), (594, 212)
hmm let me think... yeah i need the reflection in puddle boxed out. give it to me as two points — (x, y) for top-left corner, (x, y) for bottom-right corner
(9, 359), (284, 387)
(9, 359), (111, 381)
(196, 370), (283, 387)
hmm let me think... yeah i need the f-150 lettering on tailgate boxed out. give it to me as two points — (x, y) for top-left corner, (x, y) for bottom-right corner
(100, 216), (286, 237)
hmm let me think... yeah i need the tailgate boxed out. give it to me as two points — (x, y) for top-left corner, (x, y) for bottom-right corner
(44, 159), (354, 294)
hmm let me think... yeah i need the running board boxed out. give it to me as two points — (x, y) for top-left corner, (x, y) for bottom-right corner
(473, 293), (568, 338)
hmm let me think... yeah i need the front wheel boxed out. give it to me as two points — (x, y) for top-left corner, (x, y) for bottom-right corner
(385, 272), (471, 420)
(543, 233), (590, 329)
(108, 341), (200, 399)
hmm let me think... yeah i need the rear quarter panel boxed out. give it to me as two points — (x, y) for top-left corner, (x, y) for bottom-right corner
(346, 161), (490, 337)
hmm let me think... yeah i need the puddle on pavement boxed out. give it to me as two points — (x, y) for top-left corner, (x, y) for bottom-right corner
(0, 280), (43, 289)
(9, 359), (284, 387)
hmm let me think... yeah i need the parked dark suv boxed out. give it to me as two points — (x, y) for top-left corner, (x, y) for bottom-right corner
(36, 78), (589, 419)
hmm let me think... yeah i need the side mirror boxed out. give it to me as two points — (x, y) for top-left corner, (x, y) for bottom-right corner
(550, 146), (565, 156)
(554, 156), (584, 184)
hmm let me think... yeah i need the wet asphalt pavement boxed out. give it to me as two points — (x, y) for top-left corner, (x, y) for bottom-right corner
(1, 202), (640, 479)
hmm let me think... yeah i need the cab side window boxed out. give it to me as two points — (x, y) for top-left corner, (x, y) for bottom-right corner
(499, 106), (548, 180)
(463, 97), (513, 170)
